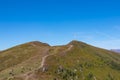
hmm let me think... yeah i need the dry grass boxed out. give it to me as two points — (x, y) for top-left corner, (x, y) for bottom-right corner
(0, 41), (120, 80)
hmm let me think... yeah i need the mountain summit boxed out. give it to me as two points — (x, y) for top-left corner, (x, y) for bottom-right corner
(0, 41), (120, 80)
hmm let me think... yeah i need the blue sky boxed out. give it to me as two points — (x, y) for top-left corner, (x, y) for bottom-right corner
(0, 0), (120, 50)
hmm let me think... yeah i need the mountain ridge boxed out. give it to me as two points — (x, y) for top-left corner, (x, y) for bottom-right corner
(0, 40), (120, 80)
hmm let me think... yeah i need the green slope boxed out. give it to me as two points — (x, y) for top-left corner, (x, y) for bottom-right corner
(0, 41), (50, 80)
(34, 41), (120, 80)
(0, 40), (120, 80)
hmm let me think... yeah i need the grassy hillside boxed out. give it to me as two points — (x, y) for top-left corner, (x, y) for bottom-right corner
(0, 41), (50, 80)
(0, 40), (120, 80)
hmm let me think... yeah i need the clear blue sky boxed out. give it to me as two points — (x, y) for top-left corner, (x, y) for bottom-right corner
(0, 0), (120, 50)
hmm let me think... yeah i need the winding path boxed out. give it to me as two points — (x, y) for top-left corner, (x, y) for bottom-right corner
(67, 45), (73, 51)
(39, 54), (50, 68)
(25, 45), (73, 80)
(39, 45), (73, 68)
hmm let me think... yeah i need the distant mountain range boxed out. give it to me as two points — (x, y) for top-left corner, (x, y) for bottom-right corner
(0, 40), (120, 80)
(111, 49), (120, 53)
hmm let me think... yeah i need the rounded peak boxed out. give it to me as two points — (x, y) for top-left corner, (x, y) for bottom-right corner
(70, 40), (81, 43)
(29, 41), (42, 44)
(68, 40), (85, 44)
(28, 41), (50, 46)
(68, 40), (88, 47)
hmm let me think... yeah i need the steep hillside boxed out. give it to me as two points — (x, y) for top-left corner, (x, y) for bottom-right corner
(0, 40), (120, 80)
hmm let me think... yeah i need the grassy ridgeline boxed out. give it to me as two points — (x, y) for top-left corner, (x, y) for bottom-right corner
(0, 41), (120, 80)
